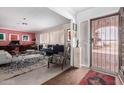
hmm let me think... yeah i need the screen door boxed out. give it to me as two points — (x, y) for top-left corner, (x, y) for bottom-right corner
(91, 14), (119, 74)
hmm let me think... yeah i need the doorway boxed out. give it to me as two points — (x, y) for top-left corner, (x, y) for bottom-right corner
(91, 14), (119, 74)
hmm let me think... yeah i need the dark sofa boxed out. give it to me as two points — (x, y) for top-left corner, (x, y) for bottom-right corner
(39, 44), (64, 56)
(53, 44), (64, 53)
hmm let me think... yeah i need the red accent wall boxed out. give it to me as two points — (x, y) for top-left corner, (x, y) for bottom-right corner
(0, 29), (35, 46)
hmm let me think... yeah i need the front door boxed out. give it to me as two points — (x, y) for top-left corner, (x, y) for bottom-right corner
(91, 14), (119, 74)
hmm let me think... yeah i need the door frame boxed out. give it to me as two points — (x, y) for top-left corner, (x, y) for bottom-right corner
(90, 12), (119, 74)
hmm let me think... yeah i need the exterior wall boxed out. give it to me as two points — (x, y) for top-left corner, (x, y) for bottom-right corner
(0, 29), (35, 46)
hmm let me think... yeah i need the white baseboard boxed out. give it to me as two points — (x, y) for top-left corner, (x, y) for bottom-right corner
(81, 64), (90, 68)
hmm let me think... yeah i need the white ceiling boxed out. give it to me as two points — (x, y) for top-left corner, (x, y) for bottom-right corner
(69, 7), (92, 15)
(49, 7), (92, 22)
(0, 7), (70, 32)
(57, 7), (92, 16)
(0, 7), (92, 32)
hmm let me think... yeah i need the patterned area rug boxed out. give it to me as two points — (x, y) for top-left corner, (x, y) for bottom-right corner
(79, 70), (115, 85)
(0, 59), (47, 82)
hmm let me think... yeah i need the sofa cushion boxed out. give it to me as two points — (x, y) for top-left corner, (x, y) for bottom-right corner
(0, 50), (5, 53)
(0, 51), (12, 65)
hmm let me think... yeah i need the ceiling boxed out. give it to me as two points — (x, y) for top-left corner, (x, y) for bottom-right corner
(49, 7), (92, 22)
(59, 7), (92, 16)
(0, 7), (70, 32)
(0, 7), (92, 32)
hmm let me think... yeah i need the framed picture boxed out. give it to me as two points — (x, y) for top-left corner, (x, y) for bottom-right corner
(9, 34), (19, 41)
(22, 35), (29, 41)
(67, 29), (71, 42)
(0, 33), (6, 41)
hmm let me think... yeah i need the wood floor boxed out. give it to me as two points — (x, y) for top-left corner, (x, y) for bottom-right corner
(43, 67), (122, 85)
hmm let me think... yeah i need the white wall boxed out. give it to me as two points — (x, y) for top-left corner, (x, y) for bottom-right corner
(76, 7), (120, 67)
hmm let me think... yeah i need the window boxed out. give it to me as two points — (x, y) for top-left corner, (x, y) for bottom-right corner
(0, 33), (6, 41)
(22, 35), (29, 41)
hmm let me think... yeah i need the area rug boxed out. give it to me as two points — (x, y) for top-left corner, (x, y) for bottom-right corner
(0, 59), (47, 82)
(79, 70), (115, 85)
